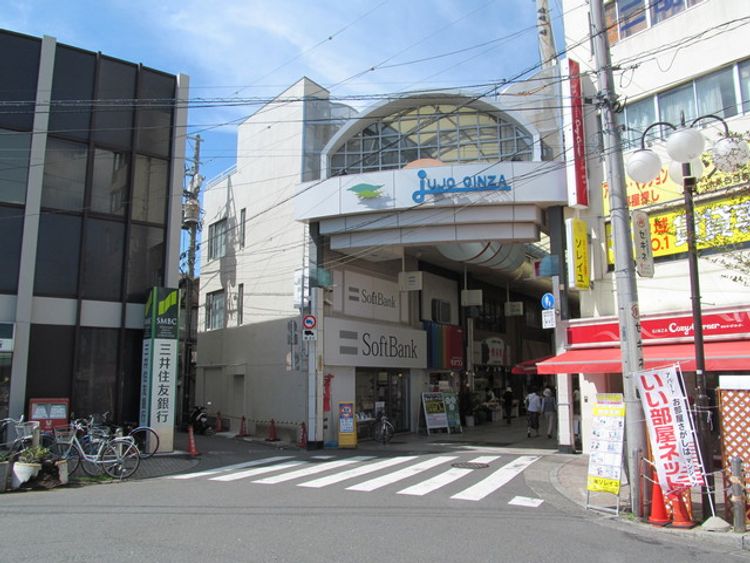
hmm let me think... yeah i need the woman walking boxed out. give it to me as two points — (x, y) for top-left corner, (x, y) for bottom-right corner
(542, 387), (557, 439)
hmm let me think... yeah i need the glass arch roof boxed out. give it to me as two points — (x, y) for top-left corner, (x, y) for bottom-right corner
(329, 103), (534, 176)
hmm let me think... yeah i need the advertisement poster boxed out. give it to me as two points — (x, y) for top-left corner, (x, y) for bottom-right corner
(442, 392), (462, 433)
(338, 401), (357, 448)
(636, 365), (705, 493)
(586, 393), (625, 495)
(421, 392), (449, 435)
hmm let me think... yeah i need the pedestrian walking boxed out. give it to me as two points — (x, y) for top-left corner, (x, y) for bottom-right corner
(502, 387), (514, 425)
(542, 387), (557, 439)
(525, 388), (542, 437)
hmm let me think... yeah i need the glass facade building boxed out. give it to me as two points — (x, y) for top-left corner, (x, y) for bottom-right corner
(0, 30), (187, 423)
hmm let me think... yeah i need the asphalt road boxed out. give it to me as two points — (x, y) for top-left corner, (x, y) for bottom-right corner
(2, 446), (748, 562)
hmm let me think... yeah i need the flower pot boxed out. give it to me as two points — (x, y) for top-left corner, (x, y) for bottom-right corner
(56, 460), (69, 486)
(11, 461), (41, 489)
(0, 461), (9, 493)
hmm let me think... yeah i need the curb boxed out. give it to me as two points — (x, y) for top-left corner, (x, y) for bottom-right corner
(547, 455), (750, 551)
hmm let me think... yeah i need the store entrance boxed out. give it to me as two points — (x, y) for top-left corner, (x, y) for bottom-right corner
(356, 368), (409, 432)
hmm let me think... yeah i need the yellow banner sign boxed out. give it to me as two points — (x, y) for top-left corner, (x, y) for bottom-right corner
(566, 218), (590, 290)
(606, 191), (750, 264)
(602, 145), (750, 215)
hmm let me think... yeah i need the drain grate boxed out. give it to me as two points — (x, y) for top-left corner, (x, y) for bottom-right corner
(451, 462), (490, 469)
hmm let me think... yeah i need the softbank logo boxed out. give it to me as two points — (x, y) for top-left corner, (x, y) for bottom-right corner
(338, 329), (418, 359)
(348, 285), (397, 309)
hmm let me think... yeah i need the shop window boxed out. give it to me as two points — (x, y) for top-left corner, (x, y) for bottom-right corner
(41, 137), (88, 211)
(49, 45), (95, 142)
(206, 290), (225, 330)
(0, 130), (31, 204)
(94, 57), (136, 149)
(35, 213), (82, 297)
(81, 218), (125, 301)
(208, 218), (227, 261)
(127, 224), (164, 302)
(0, 206), (24, 293)
(132, 155), (168, 224)
(91, 148), (129, 216)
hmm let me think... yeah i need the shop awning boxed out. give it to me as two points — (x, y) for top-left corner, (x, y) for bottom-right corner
(511, 355), (553, 376)
(536, 341), (750, 374)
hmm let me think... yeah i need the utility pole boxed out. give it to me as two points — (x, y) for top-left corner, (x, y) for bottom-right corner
(590, 1), (646, 516)
(182, 135), (203, 424)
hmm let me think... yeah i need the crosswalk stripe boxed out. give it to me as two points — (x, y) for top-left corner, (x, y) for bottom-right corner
(210, 460), (306, 482)
(253, 457), (374, 484)
(170, 456), (294, 479)
(397, 455), (500, 496)
(298, 456), (418, 488)
(450, 455), (540, 501)
(347, 456), (458, 492)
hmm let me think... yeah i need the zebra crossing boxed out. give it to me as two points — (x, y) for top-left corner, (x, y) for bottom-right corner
(170, 453), (542, 503)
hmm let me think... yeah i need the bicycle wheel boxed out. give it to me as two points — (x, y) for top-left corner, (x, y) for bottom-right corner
(102, 440), (140, 479)
(381, 421), (394, 444)
(129, 427), (159, 459)
(55, 443), (81, 475)
(372, 421), (383, 443)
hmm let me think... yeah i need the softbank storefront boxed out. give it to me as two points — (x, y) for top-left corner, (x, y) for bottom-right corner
(295, 93), (569, 445)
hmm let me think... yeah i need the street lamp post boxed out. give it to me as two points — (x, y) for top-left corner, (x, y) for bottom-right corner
(626, 114), (750, 520)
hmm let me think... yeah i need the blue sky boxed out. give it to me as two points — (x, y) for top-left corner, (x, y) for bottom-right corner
(2, 0), (569, 270)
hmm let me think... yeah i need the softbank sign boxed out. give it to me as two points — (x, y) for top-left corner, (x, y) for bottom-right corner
(343, 271), (401, 322)
(325, 317), (427, 369)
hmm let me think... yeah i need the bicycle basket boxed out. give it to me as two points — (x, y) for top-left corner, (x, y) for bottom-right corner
(15, 421), (40, 440)
(54, 426), (77, 444)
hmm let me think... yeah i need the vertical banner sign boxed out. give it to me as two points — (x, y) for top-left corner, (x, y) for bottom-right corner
(563, 58), (589, 208)
(421, 392), (449, 435)
(631, 210), (655, 278)
(139, 287), (179, 452)
(586, 393), (625, 494)
(566, 217), (590, 290)
(442, 392), (462, 433)
(338, 401), (357, 448)
(635, 365), (705, 493)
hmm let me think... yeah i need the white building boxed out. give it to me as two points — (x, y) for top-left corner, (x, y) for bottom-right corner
(545, 1), (750, 452)
(197, 69), (582, 447)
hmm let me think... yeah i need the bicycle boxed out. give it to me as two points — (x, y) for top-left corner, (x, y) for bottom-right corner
(54, 421), (140, 479)
(81, 413), (159, 459)
(372, 411), (395, 445)
(126, 425), (159, 459)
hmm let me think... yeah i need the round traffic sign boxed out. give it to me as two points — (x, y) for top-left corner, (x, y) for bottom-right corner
(541, 292), (555, 310)
(302, 315), (317, 329)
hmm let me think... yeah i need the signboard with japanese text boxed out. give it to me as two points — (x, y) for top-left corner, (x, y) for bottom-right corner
(566, 218), (590, 290)
(338, 401), (357, 448)
(421, 392), (449, 435)
(636, 365), (705, 494)
(586, 393), (625, 495)
(602, 143), (750, 216)
(631, 209), (654, 277)
(139, 287), (179, 452)
(562, 58), (589, 208)
(606, 191), (750, 264)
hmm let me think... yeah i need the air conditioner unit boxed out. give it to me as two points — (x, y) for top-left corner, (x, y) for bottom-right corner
(431, 299), (451, 324)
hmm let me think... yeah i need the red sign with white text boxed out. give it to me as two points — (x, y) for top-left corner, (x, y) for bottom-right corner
(565, 59), (589, 208)
(568, 308), (750, 347)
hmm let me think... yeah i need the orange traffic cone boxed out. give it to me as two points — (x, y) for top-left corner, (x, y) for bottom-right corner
(668, 493), (696, 528)
(236, 416), (248, 438)
(187, 424), (200, 457)
(648, 472), (670, 526)
(215, 412), (223, 433)
(297, 422), (307, 449)
(265, 418), (279, 442)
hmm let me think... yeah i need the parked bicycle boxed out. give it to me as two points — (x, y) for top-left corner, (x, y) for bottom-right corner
(79, 413), (160, 459)
(372, 411), (395, 445)
(54, 420), (140, 479)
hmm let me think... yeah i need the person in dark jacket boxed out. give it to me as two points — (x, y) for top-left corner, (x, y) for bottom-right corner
(502, 387), (514, 425)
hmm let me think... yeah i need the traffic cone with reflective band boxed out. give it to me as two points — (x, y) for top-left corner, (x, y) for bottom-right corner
(266, 419), (279, 442)
(648, 471), (670, 526)
(668, 493), (696, 528)
(187, 424), (200, 457)
(236, 416), (248, 438)
(215, 412), (223, 433)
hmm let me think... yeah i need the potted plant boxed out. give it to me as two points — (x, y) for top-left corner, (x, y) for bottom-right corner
(11, 445), (49, 489)
(0, 450), (10, 493)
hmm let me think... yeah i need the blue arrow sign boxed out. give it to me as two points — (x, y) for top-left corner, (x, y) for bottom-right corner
(541, 293), (555, 310)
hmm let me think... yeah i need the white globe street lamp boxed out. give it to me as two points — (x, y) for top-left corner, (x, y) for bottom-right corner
(625, 114), (749, 521)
